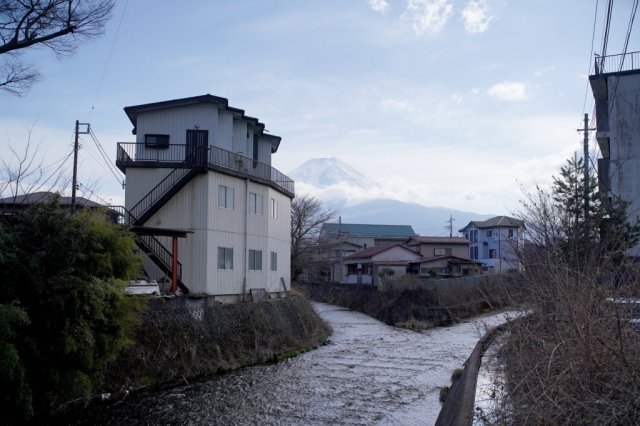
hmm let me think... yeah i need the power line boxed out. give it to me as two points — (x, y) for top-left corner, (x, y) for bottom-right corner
(605, 0), (638, 121)
(581, 0), (600, 121)
(88, 127), (124, 186)
(85, 0), (130, 119)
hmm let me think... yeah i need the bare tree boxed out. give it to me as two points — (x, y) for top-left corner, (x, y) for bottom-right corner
(291, 195), (336, 283)
(0, 0), (114, 95)
(1, 126), (70, 203)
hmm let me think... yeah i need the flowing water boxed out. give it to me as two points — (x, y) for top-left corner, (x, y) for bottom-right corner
(77, 304), (511, 425)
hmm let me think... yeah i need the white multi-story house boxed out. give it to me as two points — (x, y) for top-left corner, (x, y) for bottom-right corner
(459, 216), (525, 273)
(115, 94), (294, 302)
(590, 51), (640, 256)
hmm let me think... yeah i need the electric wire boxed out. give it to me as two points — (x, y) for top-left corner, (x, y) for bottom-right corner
(88, 127), (124, 186)
(85, 0), (130, 119)
(606, 0), (639, 119)
(601, 0), (614, 60)
(77, 182), (113, 206)
(581, 0), (600, 121)
(30, 148), (75, 194)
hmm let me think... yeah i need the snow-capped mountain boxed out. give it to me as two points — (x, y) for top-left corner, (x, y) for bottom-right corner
(289, 157), (494, 236)
(288, 157), (380, 189)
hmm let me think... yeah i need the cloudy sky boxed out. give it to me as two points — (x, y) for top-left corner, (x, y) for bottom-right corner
(1, 0), (638, 214)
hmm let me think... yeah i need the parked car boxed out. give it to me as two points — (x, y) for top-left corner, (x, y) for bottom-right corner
(125, 279), (161, 296)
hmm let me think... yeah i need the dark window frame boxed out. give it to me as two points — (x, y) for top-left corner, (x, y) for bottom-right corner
(145, 134), (170, 149)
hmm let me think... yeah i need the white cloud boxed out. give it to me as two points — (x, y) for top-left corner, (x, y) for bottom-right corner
(487, 81), (528, 101)
(462, 0), (493, 34)
(403, 0), (453, 35)
(379, 98), (415, 112)
(369, 0), (390, 14)
(533, 65), (556, 77)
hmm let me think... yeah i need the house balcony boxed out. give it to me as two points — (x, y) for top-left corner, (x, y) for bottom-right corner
(116, 142), (294, 197)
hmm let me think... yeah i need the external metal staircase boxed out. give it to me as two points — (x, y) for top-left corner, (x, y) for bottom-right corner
(113, 146), (209, 294)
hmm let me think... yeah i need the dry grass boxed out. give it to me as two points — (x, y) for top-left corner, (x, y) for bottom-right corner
(498, 260), (640, 424)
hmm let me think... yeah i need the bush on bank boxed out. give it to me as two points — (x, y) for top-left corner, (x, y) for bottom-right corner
(0, 202), (143, 422)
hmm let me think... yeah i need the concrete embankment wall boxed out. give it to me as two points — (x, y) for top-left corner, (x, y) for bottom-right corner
(435, 324), (506, 426)
(296, 275), (523, 329)
(103, 293), (331, 392)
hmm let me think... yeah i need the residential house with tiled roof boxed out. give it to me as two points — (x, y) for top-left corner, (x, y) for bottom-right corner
(459, 215), (525, 273)
(0, 191), (120, 223)
(409, 255), (483, 279)
(320, 223), (417, 282)
(405, 236), (470, 259)
(341, 243), (421, 285)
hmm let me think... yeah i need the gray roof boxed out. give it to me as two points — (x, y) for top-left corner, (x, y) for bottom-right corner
(0, 191), (104, 208)
(407, 236), (469, 244)
(458, 215), (525, 232)
(321, 223), (417, 238)
(123, 94), (281, 152)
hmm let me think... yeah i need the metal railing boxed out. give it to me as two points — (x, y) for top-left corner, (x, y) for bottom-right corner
(109, 205), (183, 281)
(129, 166), (194, 223)
(594, 51), (640, 75)
(117, 142), (295, 195)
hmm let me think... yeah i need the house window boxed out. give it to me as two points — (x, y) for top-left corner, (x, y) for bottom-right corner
(486, 230), (493, 238)
(217, 247), (233, 270)
(145, 134), (169, 148)
(218, 185), (234, 209)
(508, 229), (514, 239)
(434, 248), (452, 256)
(249, 250), (262, 271)
(270, 251), (277, 271)
(270, 198), (278, 219)
(470, 246), (479, 260)
(248, 192), (263, 215)
(469, 229), (478, 243)
(489, 249), (496, 258)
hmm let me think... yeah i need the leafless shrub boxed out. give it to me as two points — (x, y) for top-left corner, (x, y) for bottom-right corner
(497, 158), (640, 424)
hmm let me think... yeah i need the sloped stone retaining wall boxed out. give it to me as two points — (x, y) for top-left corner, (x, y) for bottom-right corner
(102, 293), (331, 392)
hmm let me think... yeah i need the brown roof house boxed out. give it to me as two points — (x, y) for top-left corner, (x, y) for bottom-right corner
(410, 255), (483, 279)
(405, 236), (470, 258)
(342, 243), (421, 285)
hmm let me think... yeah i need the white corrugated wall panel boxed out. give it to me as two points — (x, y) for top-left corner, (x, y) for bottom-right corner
(232, 120), (247, 155)
(136, 104), (219, 146)
(124, 168), (173, 211)
(217, 110), (233, 151)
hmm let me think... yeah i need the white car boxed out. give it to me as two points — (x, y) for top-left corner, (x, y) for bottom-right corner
(125, 279), (161, 296)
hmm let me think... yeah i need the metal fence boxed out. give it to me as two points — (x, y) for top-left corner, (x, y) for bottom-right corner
(595, 51), (640, 75)
(117, 142), (295, 195)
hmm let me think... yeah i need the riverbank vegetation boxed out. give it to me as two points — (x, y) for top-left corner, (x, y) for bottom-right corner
(295, 276), (524, 329)
(0, 202), (143, 423)
(496, 156), (640, 423)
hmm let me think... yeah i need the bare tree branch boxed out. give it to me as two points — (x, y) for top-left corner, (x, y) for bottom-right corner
(290, 195), (336, 282)
(0, 0), (114, 95)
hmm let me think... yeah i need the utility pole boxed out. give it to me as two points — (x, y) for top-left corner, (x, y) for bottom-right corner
(577, 113), (595, 221)
(71, 120), (91, 212)
(445, 215), (455, 237)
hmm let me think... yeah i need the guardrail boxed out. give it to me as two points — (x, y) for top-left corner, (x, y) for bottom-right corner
(594, 51), (640, 75)
(116, 142), (295, 195)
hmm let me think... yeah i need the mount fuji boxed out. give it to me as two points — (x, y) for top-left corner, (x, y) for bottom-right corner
(289, 158), (494, 236)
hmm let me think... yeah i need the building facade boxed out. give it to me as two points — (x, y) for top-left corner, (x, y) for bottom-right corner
(116, 95), (294, 302)
(320, 223), (417, 282)
(590, 51), (640, 256)
(459, 216), (525, 273)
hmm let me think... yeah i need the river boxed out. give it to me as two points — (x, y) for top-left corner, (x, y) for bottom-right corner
(76, 303), (511, 425)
